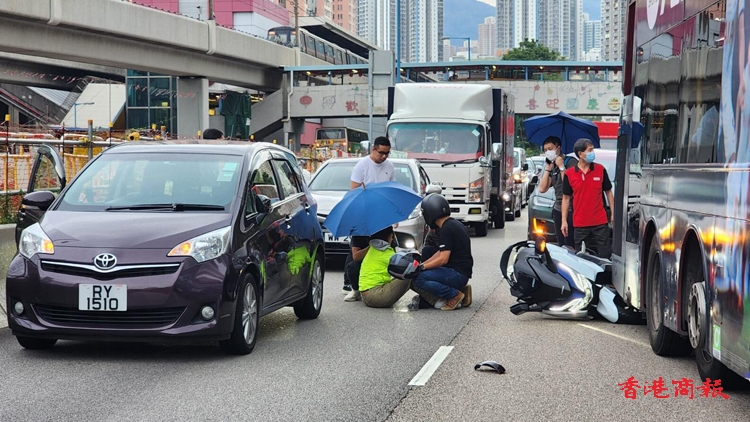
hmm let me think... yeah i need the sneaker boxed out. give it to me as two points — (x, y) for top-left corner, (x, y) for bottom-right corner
(434, 299), (447, 309)
(342, 284), (352, 294)
(460, 285), (472, 308)
(441, 291), (465, 311)
(406, 295), (421, 311)
(344, 290), (361, 302)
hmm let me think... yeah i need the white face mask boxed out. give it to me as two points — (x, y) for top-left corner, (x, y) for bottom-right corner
(545, 150), (558, 162)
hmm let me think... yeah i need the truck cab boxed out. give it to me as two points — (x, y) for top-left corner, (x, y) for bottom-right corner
(385, 84), (515, 236)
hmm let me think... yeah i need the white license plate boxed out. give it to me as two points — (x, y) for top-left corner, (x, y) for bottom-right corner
(324, 232), (349, 243)
(78, 284), (127, 311)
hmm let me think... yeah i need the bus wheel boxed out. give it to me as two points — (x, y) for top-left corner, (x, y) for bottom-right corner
(646, 236), (691, 356)
(689, 280), (741, 385)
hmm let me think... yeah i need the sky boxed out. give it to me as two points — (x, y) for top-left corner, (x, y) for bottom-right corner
(477, 0), (494, 5)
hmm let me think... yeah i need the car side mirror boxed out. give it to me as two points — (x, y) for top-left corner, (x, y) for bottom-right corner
(425, 184), (442, 195)
(491, 142), (502, 160)
(522, 163), (529, 171)
(22, 190), (56, 211)
(255, 194), (272, 214)
(360, 140), (371, 156)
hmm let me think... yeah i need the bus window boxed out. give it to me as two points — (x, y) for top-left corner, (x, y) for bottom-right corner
(326, 45), (335, 63)
(335, 49), (343, 65)
(306, 35), (315, 55)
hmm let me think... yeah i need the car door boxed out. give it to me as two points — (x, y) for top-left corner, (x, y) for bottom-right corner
(270, 152), (311, 299)
(246, 152), (287, 308)
(15, 145), (66, 243)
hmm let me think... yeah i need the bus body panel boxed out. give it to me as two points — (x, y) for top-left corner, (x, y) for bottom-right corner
(615, 0), (750, 379)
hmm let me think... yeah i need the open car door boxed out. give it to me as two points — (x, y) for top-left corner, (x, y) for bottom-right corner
(15, 145), (66, 244)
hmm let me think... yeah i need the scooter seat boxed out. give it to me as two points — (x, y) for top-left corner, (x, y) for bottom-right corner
(576, 252), (612, 272)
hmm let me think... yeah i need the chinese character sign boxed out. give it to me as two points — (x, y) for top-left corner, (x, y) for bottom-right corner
(619, 377), (729, 400)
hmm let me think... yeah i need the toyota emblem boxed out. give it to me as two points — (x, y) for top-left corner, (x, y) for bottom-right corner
(93, 253), (117, 270)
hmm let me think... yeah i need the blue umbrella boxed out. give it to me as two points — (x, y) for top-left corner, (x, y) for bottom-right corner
(523, 111), (600, 154)
(323, 181), (423, 238)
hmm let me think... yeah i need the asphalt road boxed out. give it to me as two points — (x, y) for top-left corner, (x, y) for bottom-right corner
(1, 214), (748, 422)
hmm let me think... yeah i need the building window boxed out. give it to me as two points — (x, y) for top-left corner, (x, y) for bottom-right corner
(125, 71), (177, 134)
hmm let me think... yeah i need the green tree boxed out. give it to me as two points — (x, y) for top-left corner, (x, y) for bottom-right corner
(501, 39), (564, 61)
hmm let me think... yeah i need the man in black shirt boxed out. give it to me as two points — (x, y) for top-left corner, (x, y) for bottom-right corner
(412, 194), (474, 311)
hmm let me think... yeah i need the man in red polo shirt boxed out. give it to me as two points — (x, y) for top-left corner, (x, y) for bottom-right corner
(560, 139), (615, 257)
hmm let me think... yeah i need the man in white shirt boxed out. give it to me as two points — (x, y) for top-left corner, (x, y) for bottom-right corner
(343, 136), (397, 301)
(350, 136), (396, 189)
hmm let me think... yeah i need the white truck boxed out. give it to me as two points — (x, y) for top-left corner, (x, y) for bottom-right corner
(380, 83), (516, 236)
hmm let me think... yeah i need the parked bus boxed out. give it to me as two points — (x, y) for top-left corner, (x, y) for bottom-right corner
(614, 0), (749, 382)
(314, 127), (368, 156)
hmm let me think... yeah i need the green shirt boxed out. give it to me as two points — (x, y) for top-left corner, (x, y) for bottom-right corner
(358, 246), (395, 292)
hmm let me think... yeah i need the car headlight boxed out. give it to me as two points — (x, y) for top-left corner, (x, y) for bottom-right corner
(469, 178), (483, 203)
(168, 226), (231, 263)
(408, 204), (422, 219)
(532, 196), (555, 207)
(18, 223), (55, 259)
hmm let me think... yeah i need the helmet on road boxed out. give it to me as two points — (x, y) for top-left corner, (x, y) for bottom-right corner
(421, 194), (450, 228)
(388, 251), (422, 280)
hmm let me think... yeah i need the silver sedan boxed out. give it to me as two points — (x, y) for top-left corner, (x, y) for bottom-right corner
(307, 157), (441, 258)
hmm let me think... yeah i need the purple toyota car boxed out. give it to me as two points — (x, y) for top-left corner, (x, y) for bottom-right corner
(7, 141), (324, 354)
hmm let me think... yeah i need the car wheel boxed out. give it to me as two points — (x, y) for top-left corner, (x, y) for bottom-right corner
(16, 336), (57, 350)
(220, 276), (260, 355)
(294, 255), (324, 320)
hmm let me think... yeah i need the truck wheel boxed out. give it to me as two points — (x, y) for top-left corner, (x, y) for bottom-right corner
(688, 279), (743, 385)
(491, 198), (504, 229)
(645, 236), (691, 356)
(493, 202), (505, 229)
(474, 222), (488, 237)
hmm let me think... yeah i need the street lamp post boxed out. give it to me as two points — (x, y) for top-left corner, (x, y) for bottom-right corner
(396, 0), (401, 83)
(441, 36), (471, 62)
(73, 102), (95, 130)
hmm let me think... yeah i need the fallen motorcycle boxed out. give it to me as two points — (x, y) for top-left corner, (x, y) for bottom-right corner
(499, 239), (645, 324)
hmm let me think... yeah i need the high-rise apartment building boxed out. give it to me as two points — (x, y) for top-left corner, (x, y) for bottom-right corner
(602, 0), (627, 61)
(496, 0), (536, 51)
(358, 0), (394, 49)
(403, 0), (443, 62)
(478, 16), (496, 57)
(537, 0), (583, 60)
(582, 12), (602, 59)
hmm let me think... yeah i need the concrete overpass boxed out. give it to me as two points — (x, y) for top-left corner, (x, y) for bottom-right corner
(0, 0), (326, 91)
(0, 53), (125, 90)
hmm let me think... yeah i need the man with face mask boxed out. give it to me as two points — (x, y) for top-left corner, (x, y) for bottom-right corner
(538, 136), (578, 247)
(561, 138), (615, 258)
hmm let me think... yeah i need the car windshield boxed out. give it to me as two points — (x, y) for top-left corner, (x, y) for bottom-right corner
(513, 151), (520, 167)
(308, 161), (416, 192)
(56, 152), (244, 212)
(387, 122), (484, 163)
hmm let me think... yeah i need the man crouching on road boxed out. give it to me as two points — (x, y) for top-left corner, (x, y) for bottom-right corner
(411, 194), (473, 311)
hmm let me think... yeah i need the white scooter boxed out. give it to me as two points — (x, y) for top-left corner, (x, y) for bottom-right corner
(500, 239), (645, 324)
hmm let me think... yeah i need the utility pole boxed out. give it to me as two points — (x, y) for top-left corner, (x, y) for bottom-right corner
(208, 0), (214, 20)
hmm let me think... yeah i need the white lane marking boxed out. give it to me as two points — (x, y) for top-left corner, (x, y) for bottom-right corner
(408, 346), (455, 386)
(577, 323), (650, 348)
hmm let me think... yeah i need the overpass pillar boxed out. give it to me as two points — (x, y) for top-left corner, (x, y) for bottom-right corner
(284, 118), (305, 152)
(177, 77), (209, 137)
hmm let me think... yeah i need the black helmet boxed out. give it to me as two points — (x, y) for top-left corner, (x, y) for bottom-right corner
(421, 194), (450, 228)
(388, 251), (422, 280)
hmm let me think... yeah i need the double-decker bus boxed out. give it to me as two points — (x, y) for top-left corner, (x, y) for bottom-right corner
(614, 0), (749, 382)
(314, 127), (368, 156)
